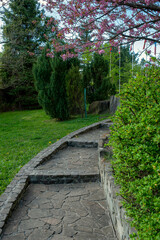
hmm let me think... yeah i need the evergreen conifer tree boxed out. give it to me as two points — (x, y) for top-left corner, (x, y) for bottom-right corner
(33, 44), (54, 117)
(1, 0), (44, 109)
(50, 54), (69, 120)
(33, 47), (76, 120)
(84, 53), (112, 103)
(66, 65), (84, 116)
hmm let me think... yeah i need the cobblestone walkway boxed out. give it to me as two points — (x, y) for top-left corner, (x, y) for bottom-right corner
(1, 125), (117, 240)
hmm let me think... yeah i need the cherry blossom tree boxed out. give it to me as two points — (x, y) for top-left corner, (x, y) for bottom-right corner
(41, 0), (160, 58)
(1, 0), (159, 58)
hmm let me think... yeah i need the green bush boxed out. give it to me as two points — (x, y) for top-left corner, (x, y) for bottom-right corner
(109, 65), (160, 239)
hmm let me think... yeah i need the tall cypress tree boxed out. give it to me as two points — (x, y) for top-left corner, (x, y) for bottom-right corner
(50, 54), (69, 120)
(66, 65), (84, 116)
(1, 0), (44, 109)
(33, 44), (54, 117)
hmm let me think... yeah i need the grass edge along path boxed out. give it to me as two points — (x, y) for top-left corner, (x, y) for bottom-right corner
(0, 109), (110, 195)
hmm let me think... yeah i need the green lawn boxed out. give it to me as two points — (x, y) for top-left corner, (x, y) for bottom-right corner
(0, 109), (110, 195)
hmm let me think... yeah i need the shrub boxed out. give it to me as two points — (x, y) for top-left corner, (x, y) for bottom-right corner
(109, 65), (160, 239)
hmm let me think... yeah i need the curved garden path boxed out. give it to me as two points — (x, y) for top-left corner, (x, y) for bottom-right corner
(0, 120), (117, 240)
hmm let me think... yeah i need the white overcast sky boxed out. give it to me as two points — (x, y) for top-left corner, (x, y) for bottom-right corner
(0, 0), (159, 61)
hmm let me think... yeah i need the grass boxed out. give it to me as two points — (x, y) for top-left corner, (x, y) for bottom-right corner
(0, 109), (110, 195)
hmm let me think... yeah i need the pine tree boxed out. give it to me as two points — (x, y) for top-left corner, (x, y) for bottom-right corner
(1, 0), (44, 109)
(33, 47), (75, 120)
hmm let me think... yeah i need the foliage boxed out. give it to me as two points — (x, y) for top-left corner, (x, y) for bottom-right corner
(82, 63), (92, 89)
(103, 44), (138, 89)
(82, 52), (116, 103)
(1, 0), (42, 84)
(0, 109), (110, 195)
(33, 44), (80, 120)
(33, 44), (54, 116)
(66, 65), (84, 116)
(31, 0), (160, 59)
(50, 54), (70, 120)
(109, 65), (160, 239)
(0, 0), (45, 110)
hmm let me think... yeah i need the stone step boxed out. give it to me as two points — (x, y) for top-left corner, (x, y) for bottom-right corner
(67, 140), (98, 148)
(29, 173), (100, 184)
(71, 127), (110, 142)
(36, 146), (99, 176)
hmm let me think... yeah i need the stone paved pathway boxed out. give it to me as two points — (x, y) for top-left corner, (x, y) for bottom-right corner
(1, 125), (117, 240)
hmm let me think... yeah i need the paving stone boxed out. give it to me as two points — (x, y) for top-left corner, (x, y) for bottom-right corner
(74, 225), (93, 233)
(63, 212), (80, 225)
(42, 217), (62, 226)
(2, 233), (25, 240)
(50, 224), (63, 234)
(74, 232), (107, 240)
(28, 208), (53, 218)
(101, 226), (115, 237)
(73, 207), (88, 218)
(63, 223), (77, 237)
(39, 202), (53, 209)
(97, 215), (111, 227)
(50, 235), (72, 240)
(76, 217), (99, 229)
(28, 227), (54, 240)
(30, 197), (50, 207)
(52, 200), (64, 209)
(18, 219), (45, 231)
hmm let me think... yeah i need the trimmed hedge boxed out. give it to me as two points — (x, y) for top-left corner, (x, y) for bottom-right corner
(109, 65), (160, 239)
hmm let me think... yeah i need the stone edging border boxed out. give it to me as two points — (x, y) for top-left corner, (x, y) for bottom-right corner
(0, 119), (111, 237)
(98, 135), (136, 240)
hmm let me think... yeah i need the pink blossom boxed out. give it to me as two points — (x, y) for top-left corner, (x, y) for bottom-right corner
(147, 50), (151, 55)
(98, 50), (105, 54)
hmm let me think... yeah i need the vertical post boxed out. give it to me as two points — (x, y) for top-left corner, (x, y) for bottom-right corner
(118, 46), (121, 94)
(84, 88), (87, 118)
(154, 42), (157, 57)
(132, 43), (134, 77)
(110, 47), (112, 77)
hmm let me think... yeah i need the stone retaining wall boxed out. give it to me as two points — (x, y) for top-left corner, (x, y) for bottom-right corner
(98, 135), (136, 240)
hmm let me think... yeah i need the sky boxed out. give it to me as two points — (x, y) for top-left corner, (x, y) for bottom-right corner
(0, 0), (159, 61)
